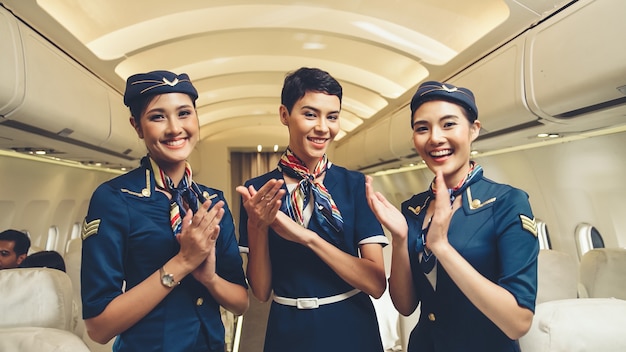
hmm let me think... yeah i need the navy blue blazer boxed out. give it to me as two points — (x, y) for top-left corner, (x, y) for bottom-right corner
(81, 158), (247, 352)
(402, 174), (539, 352)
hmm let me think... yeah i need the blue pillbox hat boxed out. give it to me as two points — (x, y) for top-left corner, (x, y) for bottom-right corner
(123, 70), (198, 106)
(409, 81), (478, 127)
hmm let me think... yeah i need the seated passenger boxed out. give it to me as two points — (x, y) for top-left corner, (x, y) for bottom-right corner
(0, 229), (31, 269)
(20, 250), (66, 272)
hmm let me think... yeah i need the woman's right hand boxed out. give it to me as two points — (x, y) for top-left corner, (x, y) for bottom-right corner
(236, 179), (285, 229)
(176, 199), (225, 272)
(235, 180), (284, 302)
(365, 175), (408, 240)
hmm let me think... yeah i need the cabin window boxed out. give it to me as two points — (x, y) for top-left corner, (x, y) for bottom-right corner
(575, 222), (605, 259)
(536, 219), (552, 250)
(69, 222), (81, 240)
(45, 226), (59, 251)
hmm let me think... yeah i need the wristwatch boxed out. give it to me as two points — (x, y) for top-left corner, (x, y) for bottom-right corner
(159, 266), (180, 288)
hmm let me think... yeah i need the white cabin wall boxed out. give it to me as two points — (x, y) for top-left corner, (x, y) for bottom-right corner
(369, 130), (626, 257)
(0, 154), (118, 253)
(476, 131), (625, 252)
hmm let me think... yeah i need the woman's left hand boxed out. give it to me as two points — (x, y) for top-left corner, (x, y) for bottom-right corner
(178, 199), (223, 282)
(271, 211), (317, 245)
(191, 250), (217, 284)
(425, 170), (454, 254)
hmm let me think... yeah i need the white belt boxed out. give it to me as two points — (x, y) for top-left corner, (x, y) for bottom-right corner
(272, 288), (361, 309)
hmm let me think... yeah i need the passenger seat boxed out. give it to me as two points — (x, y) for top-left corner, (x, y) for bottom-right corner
(0, 267), (90, 351)
(579, 248), (626, 299)
(519, 298), (626, 352)
(65, 237), (116, 351)
(536, 249), (579, 304)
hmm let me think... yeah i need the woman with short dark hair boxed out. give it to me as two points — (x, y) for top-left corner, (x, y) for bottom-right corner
(237, 67), (387, 352)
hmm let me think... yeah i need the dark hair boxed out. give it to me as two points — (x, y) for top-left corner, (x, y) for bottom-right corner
(281, 67), (342, 113)
(19, 250), (66, 272)
(0, 229), (30, 256)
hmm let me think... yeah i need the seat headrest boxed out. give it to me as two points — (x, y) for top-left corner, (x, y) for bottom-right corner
(580, 248), (626, 299)
(536, 249), (579, 304)
(520, 298), (626, 352)
(0, 268), (74, 331)
(0, 327), (91, 352)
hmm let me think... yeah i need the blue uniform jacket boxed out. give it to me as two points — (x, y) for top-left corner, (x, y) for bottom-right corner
(402, 174), (539, 352)
(81, 160), (247, 352)
(239, 165), (387, 352)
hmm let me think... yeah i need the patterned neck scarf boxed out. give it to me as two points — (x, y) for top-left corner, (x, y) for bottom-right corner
(429, 161), (481, 204)
(420, 161), (482, 273)
(149, 157), (202, 236)
(278, 148), (343, 234)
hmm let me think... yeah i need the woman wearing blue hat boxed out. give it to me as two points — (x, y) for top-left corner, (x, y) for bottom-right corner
(81, 70), (248, 352)
(366, 81), (539, 351)
(236, 67), (387, 352)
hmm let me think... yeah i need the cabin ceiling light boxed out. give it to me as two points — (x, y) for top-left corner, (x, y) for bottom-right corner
(537, 133), (560, 138)
(11, 147), (57, 155)
(257, 145), (262, 153)
(302, 42), (326, 50)
(273, 145), (279, 152)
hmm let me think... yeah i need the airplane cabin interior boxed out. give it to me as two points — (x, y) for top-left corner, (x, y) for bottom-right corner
(0, 0), (625, 351)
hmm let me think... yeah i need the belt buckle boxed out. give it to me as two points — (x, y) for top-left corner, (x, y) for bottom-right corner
(296, 297), (319, 309)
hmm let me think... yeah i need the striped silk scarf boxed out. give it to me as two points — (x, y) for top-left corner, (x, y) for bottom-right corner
(150, 158), (202, 236)
(278, 148), (344, 234)
(420, 162), (483, 273)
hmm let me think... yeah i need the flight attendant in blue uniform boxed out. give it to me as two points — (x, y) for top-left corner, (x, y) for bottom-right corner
(236, 67), (388, 352)
(81, 70), (249, 352)
(366, 81), (539, 352)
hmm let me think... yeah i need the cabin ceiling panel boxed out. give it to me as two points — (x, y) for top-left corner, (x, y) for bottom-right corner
(196, 85), (282, 107)
(1, 0), (562, 171)
(116, 30), (425, 98)
(199, 117), (287, 142)
(37, 1), (490, 64)
(198, 100), (277, 125)
(512, 0), (575, 16)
